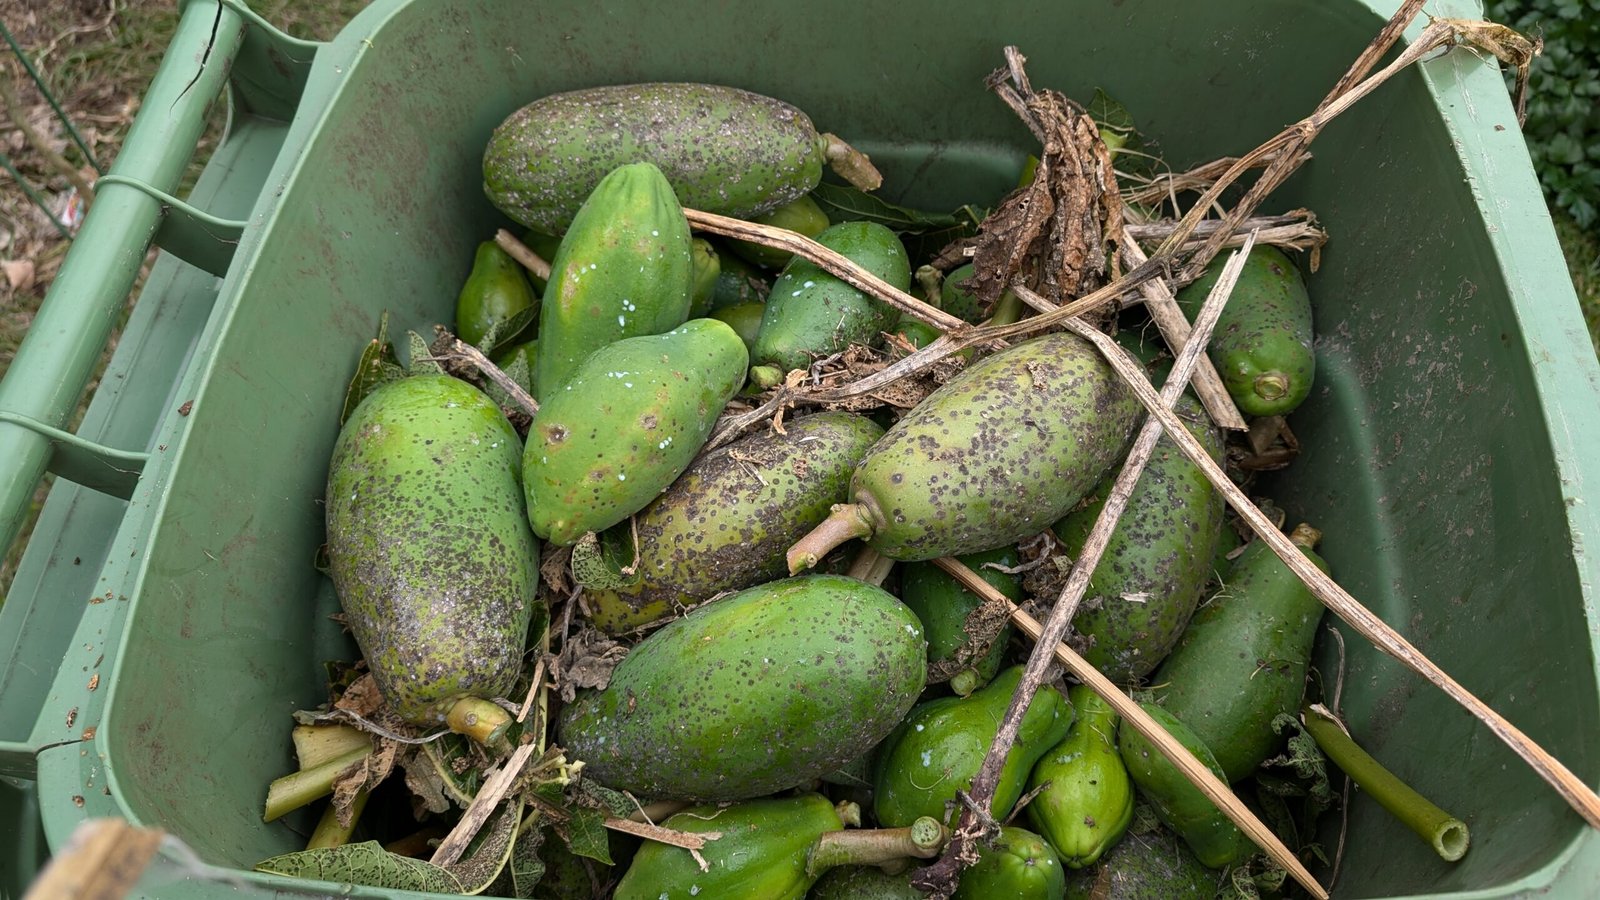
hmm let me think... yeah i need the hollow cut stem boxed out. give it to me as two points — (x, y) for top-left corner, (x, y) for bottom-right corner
(1302, 703), (1470, 862)
(807, 817), (948, 878)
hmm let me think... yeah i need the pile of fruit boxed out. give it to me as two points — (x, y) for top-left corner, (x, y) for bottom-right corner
(255, 66), (1467, 900)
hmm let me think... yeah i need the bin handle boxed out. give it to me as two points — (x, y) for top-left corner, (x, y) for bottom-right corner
(0, 0), (301, 560)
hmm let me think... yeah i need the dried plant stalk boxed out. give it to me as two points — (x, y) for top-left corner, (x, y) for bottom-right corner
(1119, 231), (1247, 431)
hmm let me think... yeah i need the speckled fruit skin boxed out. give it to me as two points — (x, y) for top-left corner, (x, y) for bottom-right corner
(951, 826), (1067, 900)
(558, 575), (927, 802)
(1026, 686), (1135, 869)
(752, 221), (911, 373)
(1052, 397), (1225, 684)
(484, 83), (824, 235)
(585, 411), (883, 633)
(524, 319), (748, 546)
(809, 866), (925, 900)
(1174, 245), (1314, 417)
(873, 666), (1074, 828)
(325, 375), (539, 726)
(534, 162), (692, 401)
(1064, 825), (1214, 900)
(853, 332), (1140, 561)
(613, 794), (843, 900)
(1117, 702), (1250, 869)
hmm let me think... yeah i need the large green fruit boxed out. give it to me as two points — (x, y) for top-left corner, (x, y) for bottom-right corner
(1174, 245), (1315, 417)
(1116, 702), (1251, 869)
(325, 375), (540, 725)
(1051, 396), (1225, 683)
(455, 240), (537, 348)
(874, 666), (1074, 828)
(614, 794), (843, 900)
(485, 83), (830, 234)
(534, 162), (692, 400)
(577, 411), (883, 633)
(790, 332), (1140, 566)
(1152, 524), (1329, 781)
(523, 319), (748, 546)
(899, 546), (1019, 696)
(752, 221), (911, 373)
(1026, 685), (1135, 868)
(560, 575), (926, 801)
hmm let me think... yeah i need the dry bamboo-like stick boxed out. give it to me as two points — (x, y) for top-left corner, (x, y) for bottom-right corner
(684, 208), (967, 333)
(429, 741), (538, 867)
(494, 229), (551, 282)
(1063, 317), (1600, 831)
(1119, 231), (1247, 431)
(934, 557), (1328, 900)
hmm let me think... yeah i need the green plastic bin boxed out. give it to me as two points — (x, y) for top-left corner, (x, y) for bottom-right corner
(2, 0), (1598, 896)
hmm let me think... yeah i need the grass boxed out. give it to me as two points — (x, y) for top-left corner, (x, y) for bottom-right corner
(1553, 211), (1600, 350)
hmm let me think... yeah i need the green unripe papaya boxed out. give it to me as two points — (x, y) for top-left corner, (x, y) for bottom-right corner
(710, 244), (770, 310)
(534, 162), (692, 400)
(560, 574), (927, 801)
(614, 794), (843, 900)
(753, 221), (910, 373)
(808, 866), (924, 900)
(455, 241), (538, 348)
(687, 237), (721, 319)
(953, 827), (1067, 900)
(874, 666), (1074, 827)
(578, 411), (883, 633)
(325, 375), (540, 725)
(1152, 523), (1329, 781)
(1051, 396), (1225, 683)
(1026, 685), (1135, 868)
(1064, 823), (1216, 900)
(710, 301), (766, 357)
(899, 547), (1019, 696)
(940, 263), (986, 323)
(1174, 245), (1315, 417)
(730, 194), (831, 269)
(485, 83), (838, 234)
(1116, 702), (1251, 869)
(790, 332), (1140, 566)
(524, 319), (747, 546)
(890, 317), (943, 351)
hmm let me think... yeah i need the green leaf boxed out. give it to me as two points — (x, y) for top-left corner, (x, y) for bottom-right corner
(340, 312), (404, 425)
(444, 800), (523, 894)
(569, 527), (643, 591)
(574, 779), (637, 818)
(255, 842), (462, 893)
(509, 812), (548, 898)
(407, 331), (445, 375)
(481, 305), (540, 355)
(423, 736), (485, 806)
(562, 807), (613, 865)
(811, 182), (968, 231)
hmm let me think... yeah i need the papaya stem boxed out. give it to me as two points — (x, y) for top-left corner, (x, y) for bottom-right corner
(788, 504), (875, 574)
(1302, 703), (1469, 862)
(806, 817), (949, 877)
(1253, 372), (1290, 402)
(494, 228), (551, 282)
(291, 723), (371, 770)
(820, 133), (884, 192)
(264, 746), (370, 822)
(445, 696), (513, 748)
(306, 790), (369, 850)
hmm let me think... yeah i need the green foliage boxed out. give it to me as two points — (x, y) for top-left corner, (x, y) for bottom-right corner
(1486, 0), (1600, 227)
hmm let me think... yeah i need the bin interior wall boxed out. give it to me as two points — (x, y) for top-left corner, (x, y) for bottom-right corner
(97, 1), (1596, 896)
